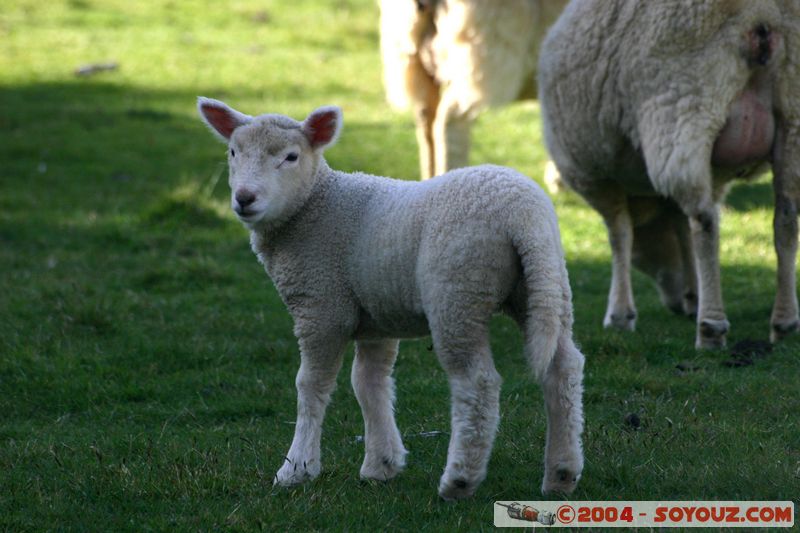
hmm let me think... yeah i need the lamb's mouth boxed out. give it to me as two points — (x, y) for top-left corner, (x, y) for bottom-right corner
(234, 208), (264, 224)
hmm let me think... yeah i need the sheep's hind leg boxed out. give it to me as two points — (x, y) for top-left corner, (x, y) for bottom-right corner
(352, 339), (407, 481)
(771, 195), (800, 341)
(770, 128), (800, 342)
(540, 336), (585, 495)
(688, 204), (729, 349)
(274, 337), (347, 487)
(588, 189), (638, 331)
(432, 93), (472, 176)
(410, 64), (440, 180)
(675, 214), (698, 317)
(430, 321), (501, 500)
(544, 160), (566, 194)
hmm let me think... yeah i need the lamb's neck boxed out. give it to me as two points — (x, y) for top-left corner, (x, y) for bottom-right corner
(249, 163), (336, 252)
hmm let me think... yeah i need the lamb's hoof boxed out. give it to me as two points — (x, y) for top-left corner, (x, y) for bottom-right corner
(603, 310), (637, 331)
(438, 476), (477, 501)
(770, 319), (800, 343)
(360, 451), (407, 481)
(274, 458), (319, 487)
(696, 319), (729, 350)
(542, 463), (581, 495)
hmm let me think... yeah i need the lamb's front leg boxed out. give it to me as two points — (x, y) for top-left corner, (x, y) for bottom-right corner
(688, 203), (729, 349)
(274, 337), (347, 487)
(351, 339), (407, 481)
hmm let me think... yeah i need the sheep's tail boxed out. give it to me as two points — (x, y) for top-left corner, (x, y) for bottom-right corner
(512, 206), (572, 382)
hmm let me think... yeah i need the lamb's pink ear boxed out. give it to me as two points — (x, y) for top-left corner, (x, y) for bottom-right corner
(302, 106), (342, 150)
(197, 97), (251, 142)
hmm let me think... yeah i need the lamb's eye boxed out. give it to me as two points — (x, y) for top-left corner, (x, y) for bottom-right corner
(285, 153), (299, 162)
(230, 148), (235, 157)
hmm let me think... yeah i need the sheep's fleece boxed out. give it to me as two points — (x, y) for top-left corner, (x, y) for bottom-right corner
(539, 0), (800, 348)
(197, 97), (585, 499)
(380, 0), (567, 181)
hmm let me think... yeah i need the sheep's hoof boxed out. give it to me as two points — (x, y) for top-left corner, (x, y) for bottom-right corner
(542, 463), (581, 495)
(438, 476), (477, 501)
(665, 298), (686, 316)
(696, 319), (729, 350)
(274, 458), (319, 487)
(770, 318), (800, 343)
(682, 292), (698, 318)
(603, 310), (636, 331)
(360, 452), (406, 481)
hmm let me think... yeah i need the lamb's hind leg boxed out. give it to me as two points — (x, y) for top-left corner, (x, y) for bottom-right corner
(274, 336), (347, 486)
(540, 336), (585, 494)
(351, 339), (408, 481)
(431, 322), (501, 500)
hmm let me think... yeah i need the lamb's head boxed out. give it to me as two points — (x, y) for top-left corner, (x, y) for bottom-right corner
(197, 97), (342, 227)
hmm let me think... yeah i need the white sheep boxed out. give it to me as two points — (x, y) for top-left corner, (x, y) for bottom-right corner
(380, 0), (567, 185)
(197, 97), (585, 499)
(538, 0), (800, 349)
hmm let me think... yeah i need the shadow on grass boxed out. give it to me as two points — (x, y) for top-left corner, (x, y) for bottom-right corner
(725, 178), (774, 212)
(0, 80), (417, 212)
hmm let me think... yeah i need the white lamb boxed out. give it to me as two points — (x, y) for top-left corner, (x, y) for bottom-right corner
(539, 0), (800, 349)
(380, 0), (568, 184)
(197, 97), (585, 499)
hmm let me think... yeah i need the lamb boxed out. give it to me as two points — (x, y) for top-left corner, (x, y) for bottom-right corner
(197, 97), (585, 499)
(380, 0), (568, 183)
(538, 0), (800, 349)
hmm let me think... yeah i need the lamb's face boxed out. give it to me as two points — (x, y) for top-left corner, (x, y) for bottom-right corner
(227, 118), (317, 227)
(198, 98), (343, 229)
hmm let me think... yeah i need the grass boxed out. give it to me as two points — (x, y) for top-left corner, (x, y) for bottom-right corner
(1, 0), (798, 530)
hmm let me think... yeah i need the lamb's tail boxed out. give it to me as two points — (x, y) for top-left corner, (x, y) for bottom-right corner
(512, 206), (572, 382)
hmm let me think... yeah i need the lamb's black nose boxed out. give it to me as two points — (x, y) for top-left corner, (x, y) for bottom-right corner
(235, 189), (256, 208)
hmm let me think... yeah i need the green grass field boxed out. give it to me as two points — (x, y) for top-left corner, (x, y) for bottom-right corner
(1, 1), (798, 530)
